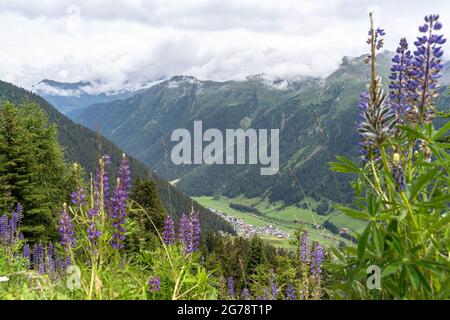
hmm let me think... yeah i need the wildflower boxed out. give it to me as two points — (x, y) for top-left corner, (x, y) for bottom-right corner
(392, 163), (406, 192)
(389, 38), (414, 123)
(23, 244), (30, 267)
(299, 229), (310, 264)
(162, 216), (175, 245)
(178, 213), (193, 254)
(0, 214), (8, 244)
(360, 15), (397, 161)
(118, 154), (131, 196)
(190, 212), (200, 253)
(87, 180), (102, 247)
(33, 242), (45, 273)
(311, 242), (325, 276)
(241, 288), (251, 300)
(410, 14), (446, 123)
(0, 276), (9, 282)
(227, 277), (235, 299)
(70, 187), (86, 206)
(58, 203), (76, 252)
(358, 89), (396, 159)
(269, 269), (278, 299)
(148, 276), (160, 293)
(285, 285), (297, 300)
(110, 178), (127, 249)
(12, 203), (23, 227)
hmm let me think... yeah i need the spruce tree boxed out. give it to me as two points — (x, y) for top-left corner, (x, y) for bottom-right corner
(129, 177), (166, 248)
(0, 101), (69, 241)
(246, 236), (266, 279)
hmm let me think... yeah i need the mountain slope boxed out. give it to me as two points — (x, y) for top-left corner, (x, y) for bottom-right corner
(70, 53), (449, 209)
(0, 80), (234, 235)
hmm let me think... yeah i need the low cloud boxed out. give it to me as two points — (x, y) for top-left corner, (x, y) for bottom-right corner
(0, 0), (449, 92)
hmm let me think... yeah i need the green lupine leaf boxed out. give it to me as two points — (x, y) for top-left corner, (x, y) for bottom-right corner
(357, 223), (371, 261)
(335, 205), (371, 220)
(329, 156), (361, 174)
(397, 125), (428, 140)
(406, 265), (420, 291)
(382, 262), (402, 277)
(433, 120), (450, 140)
(412, 266), (432, 294)
(409, 168), (440, 201)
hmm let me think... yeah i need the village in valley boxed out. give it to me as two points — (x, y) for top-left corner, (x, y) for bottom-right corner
(209, 208), (290, 239)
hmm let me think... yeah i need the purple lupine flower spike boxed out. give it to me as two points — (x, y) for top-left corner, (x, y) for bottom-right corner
(148, 276), (161, 293)
(0, 214), (8, 244)
(410, 14), (446, 123)
(178, 213), (190, 246)
(311, 242), (325, 276)
(241, 288), (250, 300)
(58, 203), (76, 252)
(23, 243), (31, 267)
(47, 242), (53, 258)
(227, 277), (235, 299)
(190, 212), (200, 252)
(285, 284), (297, 300)
(300, 229), (310, 264)
(71, 187), (86, 206)
(110, 178), (128, 249)
(389, 38), (414, 124)
(119, 154), (131, 195)
(269, 269), (278, 299)
(87, 171), (102, 248)
(163, 216), (175, 245)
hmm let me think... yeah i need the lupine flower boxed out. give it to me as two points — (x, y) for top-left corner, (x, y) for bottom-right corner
(0, 214), (8, 244)
(358, 89), (396, 161)
(300, 229), (310, 264)
(190, 212), (200, 253)
(118, 154), (131, 196)
(178, 213), (191, 251)
(241, 288), (251, 300)
(87, 180), (102, 247)
(99, 156), (111, 212)
(33, 242), (44, 272)
(58, 203), (76, 252)
(285, 284), (297, 300)
(410, 14), (446, 123)
(71, 187), (86, 206)
(392, 163), (406, 192)
(162, 216), (175, 245)
(110, 178), (127, 249)
(311, 242), (325, 277)
(12, 203), (23, 227)
(148, 276), (161, 293)
(359, 16), (397, 161)
(47, 242), (53, 258)
(227, 277), (235, 299)
(389, 38), (414, 123)
(23, 243), (30, 266)
(269, 269), (278, 299)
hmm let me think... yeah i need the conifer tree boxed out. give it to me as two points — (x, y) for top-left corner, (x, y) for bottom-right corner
(129, 177), (166, 248)
(0, 101), (70, 241)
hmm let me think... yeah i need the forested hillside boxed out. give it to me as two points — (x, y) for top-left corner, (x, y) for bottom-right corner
(0, 80), (234, 235)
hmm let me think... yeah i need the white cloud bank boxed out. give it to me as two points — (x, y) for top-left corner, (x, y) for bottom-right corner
(0, 0), (449, 91)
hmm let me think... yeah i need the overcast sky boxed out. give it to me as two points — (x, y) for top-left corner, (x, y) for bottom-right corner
(0, 0), (449, 92)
